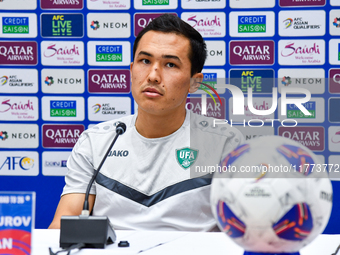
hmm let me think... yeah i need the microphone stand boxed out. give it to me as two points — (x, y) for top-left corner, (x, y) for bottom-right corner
(59, 123), (126, 249)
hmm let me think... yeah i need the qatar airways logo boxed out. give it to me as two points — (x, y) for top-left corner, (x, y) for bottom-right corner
(229, 41), (274, 65)
(182, 12), (226, 37)
(0, 42), (37, 65)
(279, 40), (325, 65)
(41, 41), (84, 66)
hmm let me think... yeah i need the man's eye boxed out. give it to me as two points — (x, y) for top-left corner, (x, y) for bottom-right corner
(142, 59), (150, 64)
(166, 63), (176, 68)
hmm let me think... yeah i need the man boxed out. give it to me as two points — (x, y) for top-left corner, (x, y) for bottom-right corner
(49, 14), (244, 231)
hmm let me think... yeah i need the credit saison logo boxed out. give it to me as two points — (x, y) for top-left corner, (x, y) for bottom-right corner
(50, 100), (76, 117)
(96, 45), (122, 62)
(2, 17), (29, 34)
(0, 156), (34, 171)
(238, 15), (266, 33)
(41, 14), (83, 37)
(142, 0), (169, 5)
(229, 69), (274, 93)
(287, 102), (316, 119)
(201, 73), (217, 88)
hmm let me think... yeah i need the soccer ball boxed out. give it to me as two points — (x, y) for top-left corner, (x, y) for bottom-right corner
(210, 135), (332, 254)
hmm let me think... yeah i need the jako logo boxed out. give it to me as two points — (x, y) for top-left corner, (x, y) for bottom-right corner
(108, 150), (129, 157)
(0, 156), (34, 170)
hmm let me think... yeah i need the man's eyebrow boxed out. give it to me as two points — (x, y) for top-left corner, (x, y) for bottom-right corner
(138, 51), (153, 57)
(137, 51), (181, 63)
(162, 54), (181, 63)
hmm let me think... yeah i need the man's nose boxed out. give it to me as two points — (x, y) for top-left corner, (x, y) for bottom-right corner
(147, 65), (161, 84)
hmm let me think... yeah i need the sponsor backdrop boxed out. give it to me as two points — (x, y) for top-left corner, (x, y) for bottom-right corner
(0, 0), (340, 233)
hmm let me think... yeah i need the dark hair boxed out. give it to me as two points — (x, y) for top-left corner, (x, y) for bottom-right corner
(133, 14), (207, 76)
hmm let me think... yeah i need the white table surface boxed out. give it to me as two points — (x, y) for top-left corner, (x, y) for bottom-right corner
(32, 229), (340, 255)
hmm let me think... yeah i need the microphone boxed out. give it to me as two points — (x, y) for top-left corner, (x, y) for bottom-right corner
(59, 122), (127, 249)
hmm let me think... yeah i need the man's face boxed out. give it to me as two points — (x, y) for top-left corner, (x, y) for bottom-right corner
(131, 31), (202, 116)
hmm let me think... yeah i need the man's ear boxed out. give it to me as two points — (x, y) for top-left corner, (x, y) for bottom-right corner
(130, 62), (133, 79)
(189, 73), (203, 93)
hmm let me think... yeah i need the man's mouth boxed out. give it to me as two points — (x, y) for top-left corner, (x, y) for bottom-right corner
(142, 87), (163, 97)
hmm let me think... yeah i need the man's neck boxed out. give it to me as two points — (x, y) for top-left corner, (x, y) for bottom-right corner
(135, 108), (187, 138)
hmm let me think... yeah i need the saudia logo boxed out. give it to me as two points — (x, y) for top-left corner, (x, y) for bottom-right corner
(281, 42), (320, 57)
(2, 17), (29, 34)
(238, 16), (266, 33)
(96, 45), (122, 62)
(0, 99), (34, 113)
(43, 43), (80, 57)
(176, 147), (198, 169)
(187, 15), (221, 28)
(142, 0), (169, 5)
